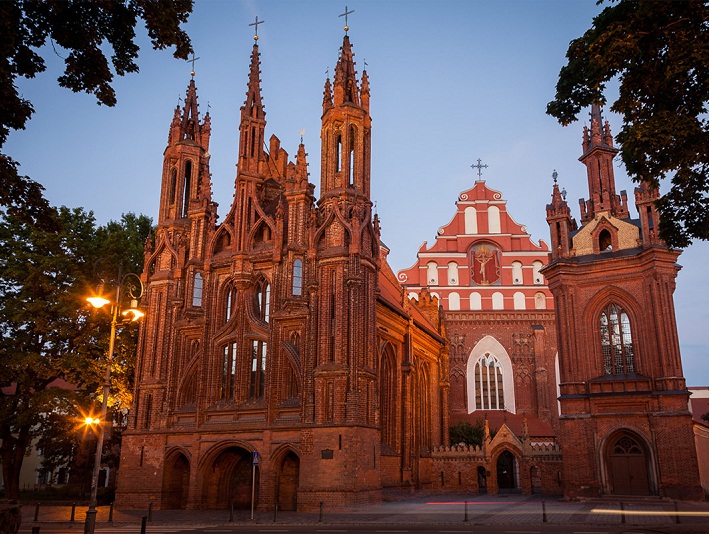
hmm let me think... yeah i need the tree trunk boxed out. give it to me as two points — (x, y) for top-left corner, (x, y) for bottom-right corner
(1, 428), (30, 500)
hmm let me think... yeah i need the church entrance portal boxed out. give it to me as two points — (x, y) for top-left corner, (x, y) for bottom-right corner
(606, 433), (651, 496)
(277, 452), (299, 511)
(204, 447), (259, 509)
(162, 453), (190, 509)
(496, 450), (518, 493)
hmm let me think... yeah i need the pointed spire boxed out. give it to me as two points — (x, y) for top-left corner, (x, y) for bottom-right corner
(174, 79), (201, 142)
(333, 35), (359, 106)
(323, 75), (333, 112)
(243, 44), (265, 121)
(360, 65), (370, 112)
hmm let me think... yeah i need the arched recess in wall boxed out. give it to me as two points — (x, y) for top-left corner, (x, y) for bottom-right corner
(426, 261), (439, 285)
(470, 292), (482, 310)
(448, 292), (461, 311)
(464, 207), (478, 234)
(488, 206), (501, 233)
(379, 343), (398, 450)
(513, 292), (526, 310)
(466, 335), (516, 414)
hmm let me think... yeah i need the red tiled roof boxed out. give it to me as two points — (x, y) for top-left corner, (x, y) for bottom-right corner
(451, 410), (556, 439)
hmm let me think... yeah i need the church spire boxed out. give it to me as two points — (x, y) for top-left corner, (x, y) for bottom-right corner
(579, 103), (629, 223)
(333, 35), (360, 106)
(238, 43), (267, 174)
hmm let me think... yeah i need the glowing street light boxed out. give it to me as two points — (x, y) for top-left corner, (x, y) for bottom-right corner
(83, 271), (143, 534)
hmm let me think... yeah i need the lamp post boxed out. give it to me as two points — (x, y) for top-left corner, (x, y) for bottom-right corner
(84, 272), (144, 534)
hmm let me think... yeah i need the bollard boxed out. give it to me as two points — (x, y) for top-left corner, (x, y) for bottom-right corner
(273, 501), (279, 522)
(140, 515), (147, 534)
(34, 503), (39, 522)
(109, 502), (114, 523)
(463, 501), (469, 522)
(542, 500), (547, 523)
(620, 501), (626, 524)
(31, 527), (40, 534)
(148, 502), (153, 522)
(229, 502), (234, 523)
(319, 501), (324, 523)
(70, 501), (76, 522)
(674, 501), (681, 524)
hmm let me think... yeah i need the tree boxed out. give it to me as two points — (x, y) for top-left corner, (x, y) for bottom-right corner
(0, 0), (193, 229)
(0, 207), (151, 500)
(449, 420), (486, 447)
(547, 0), (709, 248)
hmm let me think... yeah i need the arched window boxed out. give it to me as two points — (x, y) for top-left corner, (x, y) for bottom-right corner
(488, 206), (501, 233)
(492, 292), (504, 310)
(447, 262), (459, 285)
(512, 261), (523, 285)
(448, 292), (461, 311)
(192, 273), (203, 307)
(533, 261), (544, 284)
(292, 259), (303, 296)
(600, 303), (635, 374)
(220, 342), (237, 400)
(255, 281), (270, 322)
(534, 292), (547, 310)
(426, 261), (439, 285)
(225, 286), (236, 322)
(473, 353), (505, 410)
(182, 160), (192, 218)
(464, 207), (478, 234)
(470, 292), (482, 310)
(250, 340), (267, 398)
(599, 229), (613, 252)
(513, 292), (526, 310)
(169, 168), (177, 205)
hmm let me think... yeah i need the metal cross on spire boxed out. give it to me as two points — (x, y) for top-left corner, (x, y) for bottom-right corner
(187, 53), (200, 78)
(471, 158), (489, 179)
(249, 16), (265, 41)
(339, 5), (354, 33)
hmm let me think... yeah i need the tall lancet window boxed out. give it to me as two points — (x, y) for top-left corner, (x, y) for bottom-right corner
(255, 281), (270, 323)
(292, 259), (303, 296)
(600, 303), (635, 374)
(182, 160), (192, 218)
(192, 273), (203, 307)
(473, 354), (505, 410)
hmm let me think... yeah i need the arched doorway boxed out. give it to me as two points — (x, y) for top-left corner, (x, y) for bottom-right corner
(606, 432), (652, 496)
(530, 465), (542, 494)
(162, 453), (190, 509)
(277, 452), (300, 511)
(204, 447), (258, 509)
(496, 450), (518, 493)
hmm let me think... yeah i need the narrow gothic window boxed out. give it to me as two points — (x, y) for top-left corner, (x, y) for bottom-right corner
(225, 287), (235, 321)
(600, 303), (635, 374)
(182, 160), (192, 218)
(336, 135), (342, 173)
(169, 168), (177, 204)
(250, 340), (267, 399)
(254, 281), (270, 322)
(292, 259), (303, 296)
(221, 343), (237, 399)
(192, 273), (203, 307)
(473, 354), (505, 410)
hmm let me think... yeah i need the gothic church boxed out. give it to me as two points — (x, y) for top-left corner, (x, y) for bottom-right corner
(116, 28), (703, 509)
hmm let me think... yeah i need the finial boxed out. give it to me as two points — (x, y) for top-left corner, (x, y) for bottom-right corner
(561, 187), (567, 201)
(207, 101), (211, 113)
(471, 158), (488, 179)
(249, 16), (265, 41)
(187, 53), (200, 78)
(326, 67), (330, 78)
(552, 169), (558, 184)
(299, 129), (305, 144)
(339, 5), (354, 33)
(374, 200), (378, 216)
(363, 58), (368, 70)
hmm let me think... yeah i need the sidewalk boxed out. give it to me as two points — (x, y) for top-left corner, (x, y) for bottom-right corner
(16, 493), (709, 531)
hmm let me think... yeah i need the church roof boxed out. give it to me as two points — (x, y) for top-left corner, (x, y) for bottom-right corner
(452, 410), (556, 439)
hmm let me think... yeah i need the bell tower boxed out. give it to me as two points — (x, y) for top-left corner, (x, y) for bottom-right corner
(543, 105), (701, 500)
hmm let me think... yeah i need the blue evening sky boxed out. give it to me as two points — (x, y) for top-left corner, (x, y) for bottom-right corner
(6, 0), (708, 385)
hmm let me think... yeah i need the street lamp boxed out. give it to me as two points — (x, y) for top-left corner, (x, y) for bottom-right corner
(83, 271), (144, 534)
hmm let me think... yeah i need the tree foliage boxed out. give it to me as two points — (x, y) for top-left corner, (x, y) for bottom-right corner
(449, 420), (486, 447)
(0, 0), (193, 228)
(547, 0), (709, 248)
(0, 207), (152, 499)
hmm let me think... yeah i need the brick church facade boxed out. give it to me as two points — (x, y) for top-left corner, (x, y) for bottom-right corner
(115, 34), (449, 511)
(116, 30), (702, 508)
